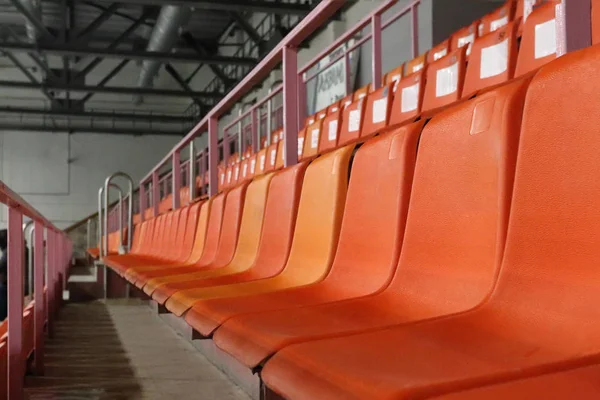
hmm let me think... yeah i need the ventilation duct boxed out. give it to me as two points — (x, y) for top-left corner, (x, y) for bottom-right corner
(133, 6), (191, 105)
(23, 0), (43, 43)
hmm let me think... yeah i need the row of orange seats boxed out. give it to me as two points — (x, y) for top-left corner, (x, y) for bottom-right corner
(103, 37), (600, 398)
(217, 1), (556, 193)
(86, 228), (128, 259)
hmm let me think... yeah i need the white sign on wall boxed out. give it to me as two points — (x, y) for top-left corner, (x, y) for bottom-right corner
(312, 39), (361, 113)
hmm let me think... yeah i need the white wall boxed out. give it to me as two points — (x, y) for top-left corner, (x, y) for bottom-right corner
(0, 131), (180, 229)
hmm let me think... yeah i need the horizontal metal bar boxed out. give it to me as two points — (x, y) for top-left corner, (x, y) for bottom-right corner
(0, 79), (223, 98)
(0, 41), (258, 66)
(82, 0), (312, 15)
(223, 84), (282, 132)
(0, 106), (192, 123)
(141, 0), (345, 183)
(0, 123), (184, 136)
(298, 0), (420, 74)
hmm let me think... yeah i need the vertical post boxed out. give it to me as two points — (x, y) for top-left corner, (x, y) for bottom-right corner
(189, 141), (196, 202)
(172, 151), (181, 210)
(33, 221), (44, 376)
(344, 52), (352, 96)
(411, 4), (419, 59)
(371, 13), (382, 89)
(152, 171), (159, 216)
(208, 118), (219, 196)
(267, 89), (273, 145)
(238, 108), (244, 160)
(283, 45), (299, 167)
(556, 0), (591, 57)
(7, 206), (24, 400)
(223, 130), (230, 164)
(251, 108), (259, 153)
(139, 183), (146, 222)
(298, 74), (307, 130)
(45, 231), (54, 338)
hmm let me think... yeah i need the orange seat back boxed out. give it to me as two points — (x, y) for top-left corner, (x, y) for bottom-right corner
(389, 70), (425, 127)
(462, 21), (519, 98)
(316, 107), (328, 120)
(389, 76), (531, 315)
(319, 110), (342, 154)
(479, 2), (514, 36)
(362, 83), (394, 138)
(265, 142), (278, 172)
(325, 122), (423, 293)
(514, 2), (557, 77)
(338, 98), (366, 146)
(427, 39), (450, 63)
(451, 21), (478, 57)
(326, 100), (341, 114)
(302, 119), (324, 160)
(405, 53), (427, 75)
(422, 47), (467, 115)
(185, 199), (212, 264)
(255, 149), (268, 176)
(209, 182), (249, 268)
(383, 64), (404, 86)
(353, 85), (370, 101)
(195, 192), (226, 265)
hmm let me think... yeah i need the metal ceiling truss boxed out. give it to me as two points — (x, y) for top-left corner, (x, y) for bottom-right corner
(0, 0), (314, 135)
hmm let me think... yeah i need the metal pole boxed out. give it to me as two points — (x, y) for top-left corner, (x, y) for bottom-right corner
(172, 151), (181, 210)
(152, 171), (160, 216)
(556, 0), (591, 57)
(283, 45), (299, 167)
(372, 13), (382, 90)
(139, 183), (146, 222)
(8, 206), (24, 400)
(99, 184), (124, 256)
(27, 225), (34, 297)
(297, 73), (307, 133)
(103, 172), (134, 254)
(251, 108), (259, 153)
(411, 4), (419, 59)
(267, 88), (273, 145)
(189, 142), (196, 202)
(33, 221), (44, 376)
(209, 118), (219, 196)
(238, 108), (244, 160)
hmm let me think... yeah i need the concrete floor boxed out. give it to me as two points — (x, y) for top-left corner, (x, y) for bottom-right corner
(25, 300), (251, 400)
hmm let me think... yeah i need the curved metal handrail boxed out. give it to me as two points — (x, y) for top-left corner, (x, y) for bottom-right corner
(103, 172), (134, 255)
(98, 182), (124, 257)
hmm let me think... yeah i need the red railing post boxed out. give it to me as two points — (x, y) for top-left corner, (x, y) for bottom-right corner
(411, 3), (419, 59)
(556, 0), (591, 56)
(208, 117), (219, 196)
(223, 129), (231, 163)
(372, 13), (382, 89)
(7, 206), (24, 400)
(139, 183), (146, 221)
(152, 171), (160, 216)
(172, 151), (181, 209)
(297, 73), (307, 131)
(251, 109), (259, 153)
(283, 45), (299, 167)
(33, 221), (44, 376)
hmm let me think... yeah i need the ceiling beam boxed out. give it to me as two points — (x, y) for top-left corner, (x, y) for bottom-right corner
(0, 122), (185, 136)
(229, 12), (263, 45)
(0, 106), (192, 123)
(75, 0), (312, 15)
(74, 2), (121, 45)
(0, 41), (258, 66)
(7, 0), (55, 42)
(0, 79), (224, 98)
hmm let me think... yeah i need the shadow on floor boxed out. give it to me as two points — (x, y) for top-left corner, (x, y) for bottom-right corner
(24, 300), (142, 400)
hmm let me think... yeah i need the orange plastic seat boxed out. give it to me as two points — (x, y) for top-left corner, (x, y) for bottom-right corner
(144, 173), (273, 298)
(264, 46), (600, 400)
(405, 53), (427, 75)
(479, 1), (514, 36)
(167, 145), (353, 323)
(515, 0), (545, 34)
(318, 110), (341, 154)
(353, 84), (370, 101)
(361, 82), (394, 138)
(462, 20), (518, 98)
(125, 205), (200, 285)
(451, 21), (478, 57)
(422, 47), (467, 116)
(316, 107), (328, 120)
(265, 143), (278, 172)
(143, 207), (153, 220)
(427, 39), (450, 63)
(326, 100), (341, 114)
(260, 75), (532, 400)
(132, 213), (141, 225)
(301, 119), (324, 160)
(214, 122), (422, 368)
(433, 364), (600, 399)
(133, 183), (249, 288)
(147, 165), (306, 304)
(158, 194), (172, 214)
(104, 218), (157, 273)
(383, 64), (404, 86)
(255, 149), (267, 176)
(514, 2), (557, 77)
(388, 69), (425, 127)
(337, 97), (366, 146)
